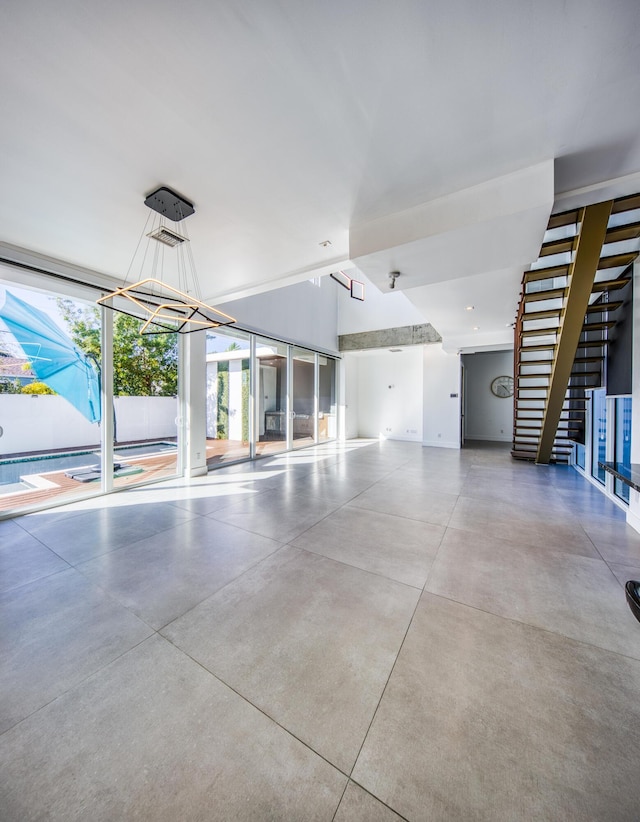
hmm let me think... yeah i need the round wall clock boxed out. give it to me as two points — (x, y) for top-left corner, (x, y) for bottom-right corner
(490, 375), (514, 398)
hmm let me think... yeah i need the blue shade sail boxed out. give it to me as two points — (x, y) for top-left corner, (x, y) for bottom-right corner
(0, 290), (101, 423)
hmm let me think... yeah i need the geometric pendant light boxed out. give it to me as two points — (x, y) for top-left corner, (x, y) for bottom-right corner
(97, 186), (236, 334)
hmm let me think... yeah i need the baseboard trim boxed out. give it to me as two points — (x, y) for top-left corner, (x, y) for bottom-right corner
(422, 440), (460, 449)
(626, 505), (640, 535)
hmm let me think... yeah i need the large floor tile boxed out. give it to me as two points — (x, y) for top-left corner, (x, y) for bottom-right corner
(425, 527), (640, 658)
(0, 568), (152, 733)
(0, 635), (345, 821)
(581, 517), (640, 565)
(164, 546), (419, 772)
(352, 594), (640, 822)
(348, 482), (458, 527)
(608, 561), (640, 589)
(77, 517), (282, 629)
(208, 487), (342, 543)
(291, 506), (444, 587)
(16, 502), (200, 564)
(0, 519), (69, 593)
(448, 495), (599, 557)
(334, 782), (405, 821)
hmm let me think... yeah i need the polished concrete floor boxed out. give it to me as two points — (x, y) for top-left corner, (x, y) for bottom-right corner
(2, 439), (640, 821)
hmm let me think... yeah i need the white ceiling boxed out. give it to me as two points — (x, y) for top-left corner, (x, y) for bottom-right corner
(1, 0), (640, 347)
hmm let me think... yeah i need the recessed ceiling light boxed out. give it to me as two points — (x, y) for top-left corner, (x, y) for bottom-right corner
(473, 326), (480, 331)
(465, 305), (474, 311)
(319, 240), (332, 247)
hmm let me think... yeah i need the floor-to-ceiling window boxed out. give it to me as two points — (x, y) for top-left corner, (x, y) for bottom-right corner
(578, 388), (632, 508)
(256, 338), (288, 457)
(591, 388), (607, 485)
(0, 282), (103, 514)
(318, 355), (337, 442)
(111, 316), (179, 488)
(0, 267), (339, 517)
(292, 347), (315, 449)
(614, 397), (632, 503)
(205, 328), (251, 466)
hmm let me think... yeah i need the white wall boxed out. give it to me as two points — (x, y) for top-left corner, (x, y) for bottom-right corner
(342, 355), (359, 440)
(423, 344), (461, 449)
(221, 276), (339, 354)
(462, 350), (514, 442)
(0, 395), (176, 456)
(354, 347), (423, 441)
(114, 397), (177, 444)
(337, 273), (426, 335)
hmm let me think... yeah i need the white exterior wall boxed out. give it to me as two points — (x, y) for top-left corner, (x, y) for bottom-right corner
(0, 395), (177, 456)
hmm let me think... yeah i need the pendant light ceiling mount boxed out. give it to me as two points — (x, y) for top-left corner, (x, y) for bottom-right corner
(97, 186), (235, 335)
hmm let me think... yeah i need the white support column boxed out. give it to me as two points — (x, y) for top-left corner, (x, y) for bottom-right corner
(100, 306), (114, 493)
(182, 330), (207, 478)
(627, 259), (640, 532)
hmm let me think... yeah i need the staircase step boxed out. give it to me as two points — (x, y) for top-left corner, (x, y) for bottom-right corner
(581, 320), (616, 331)
(540, 237), (577, 257)
(521, 327), (559, 337)
(592, 277), (632, 293)
(515, 418), (580, 431)
(611, 192), (640, 214)
(597, 252), (638, 271)
(518, 358), (554, 365)
(605, 220), (640, 244)
(547, 209), (580, 230)
(576, 339), (609, 348)
(585, 301), (623, 315)
(524, 265), (569, 283)
(522, 308), (563, 321)
(520, 343), (557, 352)
(573, 356), (604, 364)
(524, 288), (566, 302)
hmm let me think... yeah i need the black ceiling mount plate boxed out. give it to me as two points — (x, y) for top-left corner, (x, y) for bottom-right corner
(144, 187), (195, 222)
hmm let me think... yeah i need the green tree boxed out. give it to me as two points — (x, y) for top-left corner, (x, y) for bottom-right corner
(56, 300), (178, 396)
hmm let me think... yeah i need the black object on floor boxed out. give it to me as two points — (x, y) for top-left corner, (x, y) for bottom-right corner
(625, 580), (640, 624)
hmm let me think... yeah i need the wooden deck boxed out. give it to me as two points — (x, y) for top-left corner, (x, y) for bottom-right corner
(0, 436), (320, 515)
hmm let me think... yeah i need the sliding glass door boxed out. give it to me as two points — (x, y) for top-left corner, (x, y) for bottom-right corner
(256, 338), (288, 456)
(205, 328), (251, 466)
(318, 355), (337, 442)
(292, 347), (316, 449)
(111, 316), (179, 489)
(0, 266), (339, 517)
(0, 282), (103, 514)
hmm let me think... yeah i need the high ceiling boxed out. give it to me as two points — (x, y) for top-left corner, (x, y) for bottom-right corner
(1, 0), (640, 347)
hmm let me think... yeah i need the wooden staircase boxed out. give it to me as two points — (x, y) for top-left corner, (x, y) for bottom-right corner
(512, 193), (640, 464)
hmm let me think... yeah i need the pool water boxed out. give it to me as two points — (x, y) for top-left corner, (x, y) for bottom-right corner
(0, 442), (177, 488)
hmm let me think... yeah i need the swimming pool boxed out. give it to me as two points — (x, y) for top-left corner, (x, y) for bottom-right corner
(0, 442), (177, 490)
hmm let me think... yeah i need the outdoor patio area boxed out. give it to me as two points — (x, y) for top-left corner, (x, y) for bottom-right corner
(0, 438), (315, 515)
